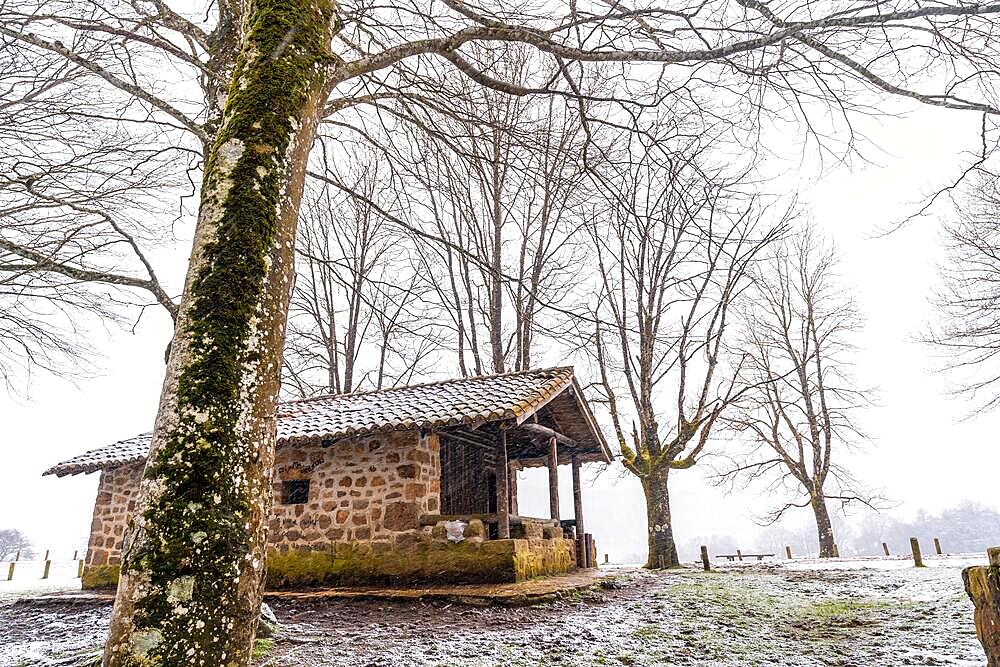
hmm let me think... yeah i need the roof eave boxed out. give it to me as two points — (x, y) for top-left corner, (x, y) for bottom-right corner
(513, 369), (574, 425)
(568, 377), (614, 464)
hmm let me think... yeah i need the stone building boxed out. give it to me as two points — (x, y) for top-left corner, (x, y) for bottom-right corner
(45, 367), (611, 589)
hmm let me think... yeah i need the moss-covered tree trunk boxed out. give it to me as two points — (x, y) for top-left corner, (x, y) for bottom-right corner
(642, 468), (679, 569)
(102, 2), (338, 665)
(812, 493), (836, 558)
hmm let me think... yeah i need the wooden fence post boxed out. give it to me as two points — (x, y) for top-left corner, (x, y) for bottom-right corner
(43, 549), (49, 561)
(604, 554), (609, 565)
(6, 562), (13, 581)
(934, 538), (942, 555)
(42, 560), (51, 579)
(832, 543), (840, 558)
(700, 546), (711, 571)
(910, 537), (924, 567)
(882, 542), (890, 557)
(77, 559), (85, 578)
(736, 549), (743, 562)
(785, 546), (793, 559)
(14, 549), (20, 561)
(73, 549), (78, 561)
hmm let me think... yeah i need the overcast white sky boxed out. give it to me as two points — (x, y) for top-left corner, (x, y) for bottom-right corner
(2, 100), (997, 564)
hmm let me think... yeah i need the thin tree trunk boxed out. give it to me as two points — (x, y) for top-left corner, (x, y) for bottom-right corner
(642, 468), (680, 569)
(102, 3), (337, 665)
(489, 135), (505, 373)
(812, 493), (836, 558)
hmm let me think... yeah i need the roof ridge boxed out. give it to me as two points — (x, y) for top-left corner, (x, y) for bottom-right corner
(282, 365), (575, 406)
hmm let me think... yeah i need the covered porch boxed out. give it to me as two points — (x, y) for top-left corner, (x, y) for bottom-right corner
(425, 378), (610, 568)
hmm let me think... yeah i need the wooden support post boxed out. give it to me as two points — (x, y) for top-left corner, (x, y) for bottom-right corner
(700, 546), (711, 571)
(882, 542), (890, 557)
(934, 538), (942, 555)
(42, 560), (51, 580)
(910, 537), (924, 567)
(496, 430), (510, 539)
(77, 559), (85, 578)
(736, 549), (743, 562)
(832, 543), (840, 558)
(548, 435), (560, 521)
(572, 454), (585, 567)
(6, 562), (14, 581)
(604, 554), (609, 565)
(785, 546), (793, 559)
(508, 461), (519, 517)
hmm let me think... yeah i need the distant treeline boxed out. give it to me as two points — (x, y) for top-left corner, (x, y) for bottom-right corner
(674, 501), (1000, 561)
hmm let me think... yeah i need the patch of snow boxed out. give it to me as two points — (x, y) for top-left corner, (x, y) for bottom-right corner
(0, 559), (81, 603)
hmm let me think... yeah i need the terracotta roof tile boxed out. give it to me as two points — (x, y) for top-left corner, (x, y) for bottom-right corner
(44, 367), (577, 477)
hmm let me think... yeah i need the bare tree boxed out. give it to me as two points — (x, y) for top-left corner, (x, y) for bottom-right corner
(395, 48), (595, 376)
(0, 38), (183, 385)
(587, 122), (788, 568)
(98, 4), (340, 664)
(0, 528), (34, 561)
(3, 0), (1000, 663)
(926, 170), (1000, 411)
(721, 225), (874, 557)
(283, 167), (436, 398)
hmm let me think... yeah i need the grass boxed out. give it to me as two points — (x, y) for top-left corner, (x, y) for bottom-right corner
(647, 574), (902, 660)
(252, 638), (276, 661)
(791, 596), (900, 638)
(798, 598), (888, 622)
(632, 624), (671, 641)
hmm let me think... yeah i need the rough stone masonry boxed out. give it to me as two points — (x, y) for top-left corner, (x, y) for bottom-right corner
(81, 429), (576, 588)
(83, 430), (440, 587)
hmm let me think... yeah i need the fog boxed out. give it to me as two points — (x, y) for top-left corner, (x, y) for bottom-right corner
(3, 102), (1000, 566)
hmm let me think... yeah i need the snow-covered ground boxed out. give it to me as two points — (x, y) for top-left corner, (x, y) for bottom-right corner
(0, 555), (989, 666)
(0, 560), (81, 604)
(780, 553), (988, 571)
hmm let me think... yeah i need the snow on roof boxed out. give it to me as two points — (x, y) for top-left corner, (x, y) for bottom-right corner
(45, 366), (608, 477)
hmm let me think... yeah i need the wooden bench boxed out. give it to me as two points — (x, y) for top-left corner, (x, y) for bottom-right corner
(718, 553), (774, 562)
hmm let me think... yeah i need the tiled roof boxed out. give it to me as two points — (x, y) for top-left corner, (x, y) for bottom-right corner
(45, 432), (155, 477)
(45, 367), (582, 477)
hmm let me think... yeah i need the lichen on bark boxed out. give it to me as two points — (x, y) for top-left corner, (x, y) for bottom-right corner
(620, 434), (693, 569)
(102, 1), (338, 665)
(641, 469), (679, 569)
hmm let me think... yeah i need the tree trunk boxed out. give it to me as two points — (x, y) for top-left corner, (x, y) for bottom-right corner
(812, 494), (836, 558)
(642, 468), (679, 569)
(102, 2), (337, 665)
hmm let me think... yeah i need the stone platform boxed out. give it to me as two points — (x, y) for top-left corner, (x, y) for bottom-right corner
(263, 568), (611, 606)
(21, 569), (611, 609)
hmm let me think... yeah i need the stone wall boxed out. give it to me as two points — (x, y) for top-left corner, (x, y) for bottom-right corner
(266, 537), (578, 588)
(83, 430), (441, 586)
(82, 462), (143, 588)
(80, 430), (579, 589)
(268, 431), (440, 548)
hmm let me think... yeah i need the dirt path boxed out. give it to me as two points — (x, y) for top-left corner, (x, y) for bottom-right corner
(0, 561), (985, 666)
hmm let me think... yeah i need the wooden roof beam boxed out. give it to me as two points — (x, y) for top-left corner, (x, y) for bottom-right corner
(515, 422), (576, 448)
